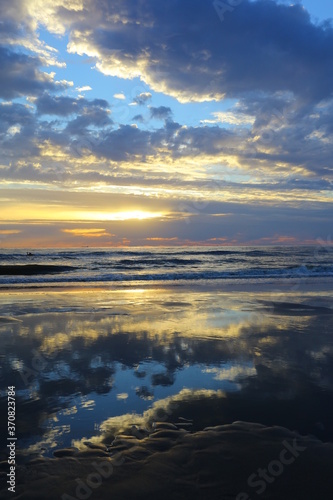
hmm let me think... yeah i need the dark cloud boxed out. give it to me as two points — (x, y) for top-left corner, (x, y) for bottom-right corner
(63, 0), (333, 103)
(65, 108), (112, 135)
(245, 96), (333, 176)
(0, 1), (35, 43)
(0, 102), (34, 132)
(1, 100), (332, 179)
(0, 102), (38, 157)
(150, 106), (172, 120)
(133, 92), (152, 105)
(36, 94), (109, 116)
(132, 114), (144, 123)
(65, 120), (235, 162)
(0, 47), (68, 100)
(93, 125), (152, 161)
(40, 0), (331, 178)
(169, 124), (234, 157)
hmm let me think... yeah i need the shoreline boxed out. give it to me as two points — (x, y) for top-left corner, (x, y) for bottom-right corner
(0, 277), (332, 294)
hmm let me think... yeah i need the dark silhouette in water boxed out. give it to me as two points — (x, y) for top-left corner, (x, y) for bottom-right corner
(0, 264), (77, 275)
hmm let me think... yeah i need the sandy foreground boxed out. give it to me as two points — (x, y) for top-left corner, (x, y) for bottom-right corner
(0, 284), (332, 499)
(1, 420), (333, 500)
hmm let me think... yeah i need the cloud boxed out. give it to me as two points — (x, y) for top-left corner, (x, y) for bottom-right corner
(0, 102), (35, 130)
(0, 47), (69, 100)
(1, 90), (333, 183)
(58, 0), (333, 103)
(0, 229), (22, 235)
(65, 107), (112, 135)
(133, 92), (152, 105)
(113, 93), (126, 100)
(1, 103), (332, 180)
(0, 102), (39, 158)
(201, 111), (255, 126)
(76, 85), (92, 92)
(132, 114), (144, 123)
(0, 0), (65, 68)
(150, 106), (172, 120)
(91, 124), (152, 160)
(62, 228), (113, 237)
(35, 93), (109, 116)
(145, 237), (178, 242)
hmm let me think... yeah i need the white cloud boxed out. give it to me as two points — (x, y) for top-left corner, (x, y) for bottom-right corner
(201, 111), (255, 126)
(76, 85), (92, 92)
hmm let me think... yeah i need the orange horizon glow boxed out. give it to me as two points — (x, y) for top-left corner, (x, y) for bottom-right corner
(0, 235), (328, 250)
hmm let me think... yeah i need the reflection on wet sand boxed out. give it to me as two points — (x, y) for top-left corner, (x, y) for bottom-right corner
(2, 391), (333, 500)
(0, 288), (332, 498)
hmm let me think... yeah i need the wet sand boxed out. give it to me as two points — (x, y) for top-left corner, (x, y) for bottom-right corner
(1, 420), (333, 500)
(0, 285), (332, 499)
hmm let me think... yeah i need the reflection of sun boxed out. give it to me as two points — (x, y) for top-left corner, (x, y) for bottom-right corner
(78, 210), (164, 221)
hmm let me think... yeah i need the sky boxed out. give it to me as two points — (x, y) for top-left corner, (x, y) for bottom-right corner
(0, 0), (332, 248)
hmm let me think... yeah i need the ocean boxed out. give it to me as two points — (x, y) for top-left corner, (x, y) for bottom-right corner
(0, 245), (333, 287)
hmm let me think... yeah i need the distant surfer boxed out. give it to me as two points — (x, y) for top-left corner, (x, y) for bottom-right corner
(26, 252), (33, 257)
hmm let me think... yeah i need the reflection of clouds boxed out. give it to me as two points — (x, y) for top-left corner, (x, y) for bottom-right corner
(60, 406), (77, 416)
(2, 289), (333, 455)
(136, 386), (154, 401)
(5, 295), (333, 402)
(10, 358), (24, 370)
(203, 364), (256, 381)
(151, 372), (174, 387)
(41, 332), (70, 353)
(52, 361), (71, 379)
(308, 346), (333, 361)
(258, 336), (280, 346)
(21, 425), (71, 457)
(71, 388), (226, 451)
(13, 293), (266, 355)
(116, 393), (129, 401)
(90, 355), (104, 368)
(80, 398), (95, 410)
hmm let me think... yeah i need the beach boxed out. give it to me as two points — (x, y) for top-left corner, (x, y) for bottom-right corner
(0, 270), (333, 499)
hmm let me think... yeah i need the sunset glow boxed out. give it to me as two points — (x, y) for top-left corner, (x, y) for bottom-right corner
(76, 211), (165, 222)
(0, 0), (332, 247)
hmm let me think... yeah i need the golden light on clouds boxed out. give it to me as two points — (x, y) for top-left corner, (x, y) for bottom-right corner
(146, 237), (178, 242)
(0, 229), (22, 235)
(62, 228), (113, 238)
(76, 210), (165, 221)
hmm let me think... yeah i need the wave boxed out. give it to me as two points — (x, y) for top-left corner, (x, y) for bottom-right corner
(0, 264), (332, 286)
(109, 258), (202, 267)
